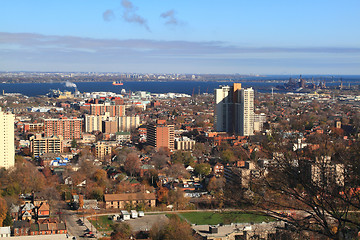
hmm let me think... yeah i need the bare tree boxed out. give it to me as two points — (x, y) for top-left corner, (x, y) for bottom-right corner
(254, 133), (360, 239)
(124, 153), (140, 177)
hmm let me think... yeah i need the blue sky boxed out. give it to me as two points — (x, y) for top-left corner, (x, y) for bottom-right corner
(1, 0), (359, 74)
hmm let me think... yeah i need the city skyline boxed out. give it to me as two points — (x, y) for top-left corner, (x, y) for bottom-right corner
(1, 0), (360, 74)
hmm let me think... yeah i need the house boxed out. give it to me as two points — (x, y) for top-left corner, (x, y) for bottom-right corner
(37, 202), (50, 219)
(104, 192), (156, 209)
(12, 221), (31, 236)
(9, 204), (20, 220)
(19, 203), (35, 221)
(29, 221), (67, 235)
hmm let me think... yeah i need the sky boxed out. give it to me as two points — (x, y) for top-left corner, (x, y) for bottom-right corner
(1, 0), (360, 74)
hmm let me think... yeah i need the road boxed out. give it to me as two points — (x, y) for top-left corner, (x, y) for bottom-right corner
(62, 209), (98, 239)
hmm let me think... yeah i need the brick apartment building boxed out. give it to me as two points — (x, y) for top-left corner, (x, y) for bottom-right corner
(147, 124), (174, 150)
(44, 117), (82, 140)
(90, 103), (125, 117)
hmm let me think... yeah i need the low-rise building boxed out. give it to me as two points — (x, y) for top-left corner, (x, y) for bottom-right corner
(174, 136), (196, 150)
(116, 132), (131, 143)
(193, 222), (285, 240)
(30, 134), (63, 157)
(95, 141), (116, 160)
(104, 193), (156, 209)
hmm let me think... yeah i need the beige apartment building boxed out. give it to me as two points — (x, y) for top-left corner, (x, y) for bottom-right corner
(0, 107), (15, 169)
(95, 141), (116, 160)
(85, 113), (110, 133)
(30, 134), (63, 157)
(118, 116), (140, 132)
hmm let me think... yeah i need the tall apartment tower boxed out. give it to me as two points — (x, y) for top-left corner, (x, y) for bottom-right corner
(215, 83), (254, 136)
(0, 107), (15, 169)
(85, 113), (111, 133)
(118, 116), (140, 132)
(147, 124), (175, 151)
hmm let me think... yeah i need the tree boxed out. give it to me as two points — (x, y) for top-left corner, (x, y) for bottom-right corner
(92, 169), (109, 188)
(2, 211), (12, 227)
(207, 176), (225, 193)
(0, 197), (7, 227)
(111, 222), (132, 240)
(168, 189), (189, 210)
(194, 163), (211, 178)
(166, 163), (190, 179)
(88, 187), (104, 201)
(124, 153), (141, 177)
(254, 133), (360, 239)
(152, 152), (169, 170)
(150, 214), (194, 240)
(220, 149), (237, 163)
(171, 151), (194, 167)
(71, 138), (77, 148)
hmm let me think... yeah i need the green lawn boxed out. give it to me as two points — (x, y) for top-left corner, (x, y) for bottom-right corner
(88, 215), (113, 232)
(178, 211), (275, 225)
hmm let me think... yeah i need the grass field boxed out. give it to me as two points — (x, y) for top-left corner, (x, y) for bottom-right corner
(88, 215), (113, 232)
(177, 211), (275, 225)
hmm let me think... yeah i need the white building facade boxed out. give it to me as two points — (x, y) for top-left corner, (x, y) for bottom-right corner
(0, 108), (15, 169)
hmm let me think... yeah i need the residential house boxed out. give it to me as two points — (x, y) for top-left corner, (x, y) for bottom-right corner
(12, 221), (31, 236)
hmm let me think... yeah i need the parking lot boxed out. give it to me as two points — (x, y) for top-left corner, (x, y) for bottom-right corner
(125, 214), (169, 232)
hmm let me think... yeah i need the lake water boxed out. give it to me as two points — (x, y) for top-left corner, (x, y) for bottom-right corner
(0, 78), (359, 97)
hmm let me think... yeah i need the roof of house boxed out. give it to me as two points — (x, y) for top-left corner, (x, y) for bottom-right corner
(104, 192), (156, 202)
(13, 220), (31, 229)
(39, 224), (48, 231)
(21, 202), (35, 211)
(9, 204), (20, 213)
(38, 202), (50, 211)
(57, 222), (66, 230)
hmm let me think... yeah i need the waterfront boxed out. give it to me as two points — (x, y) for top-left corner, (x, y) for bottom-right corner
(1, 79), (358, 97)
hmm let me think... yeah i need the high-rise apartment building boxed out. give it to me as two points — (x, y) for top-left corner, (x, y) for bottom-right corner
(147, 124), (174, 150)
(44, 118), (82, 140)
(215, 83), (254, 136)
(118, 116), (140, 132)
(0, 107), (15, 169)
(85, 113), (110, 133)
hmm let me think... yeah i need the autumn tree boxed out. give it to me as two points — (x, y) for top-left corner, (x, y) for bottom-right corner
(110, 222), (132, 240)
(0, 197), (7, 227)
(207, 176), (225, 193)
(150, 214), (194, 240)
(92, 169), (109, 188)
(152, 152), (169, 170)
(168, 189), (189, 210)
(9, 158), (46, 193)
(166, 163), (190, 179)
(124, 153), (141, 177)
